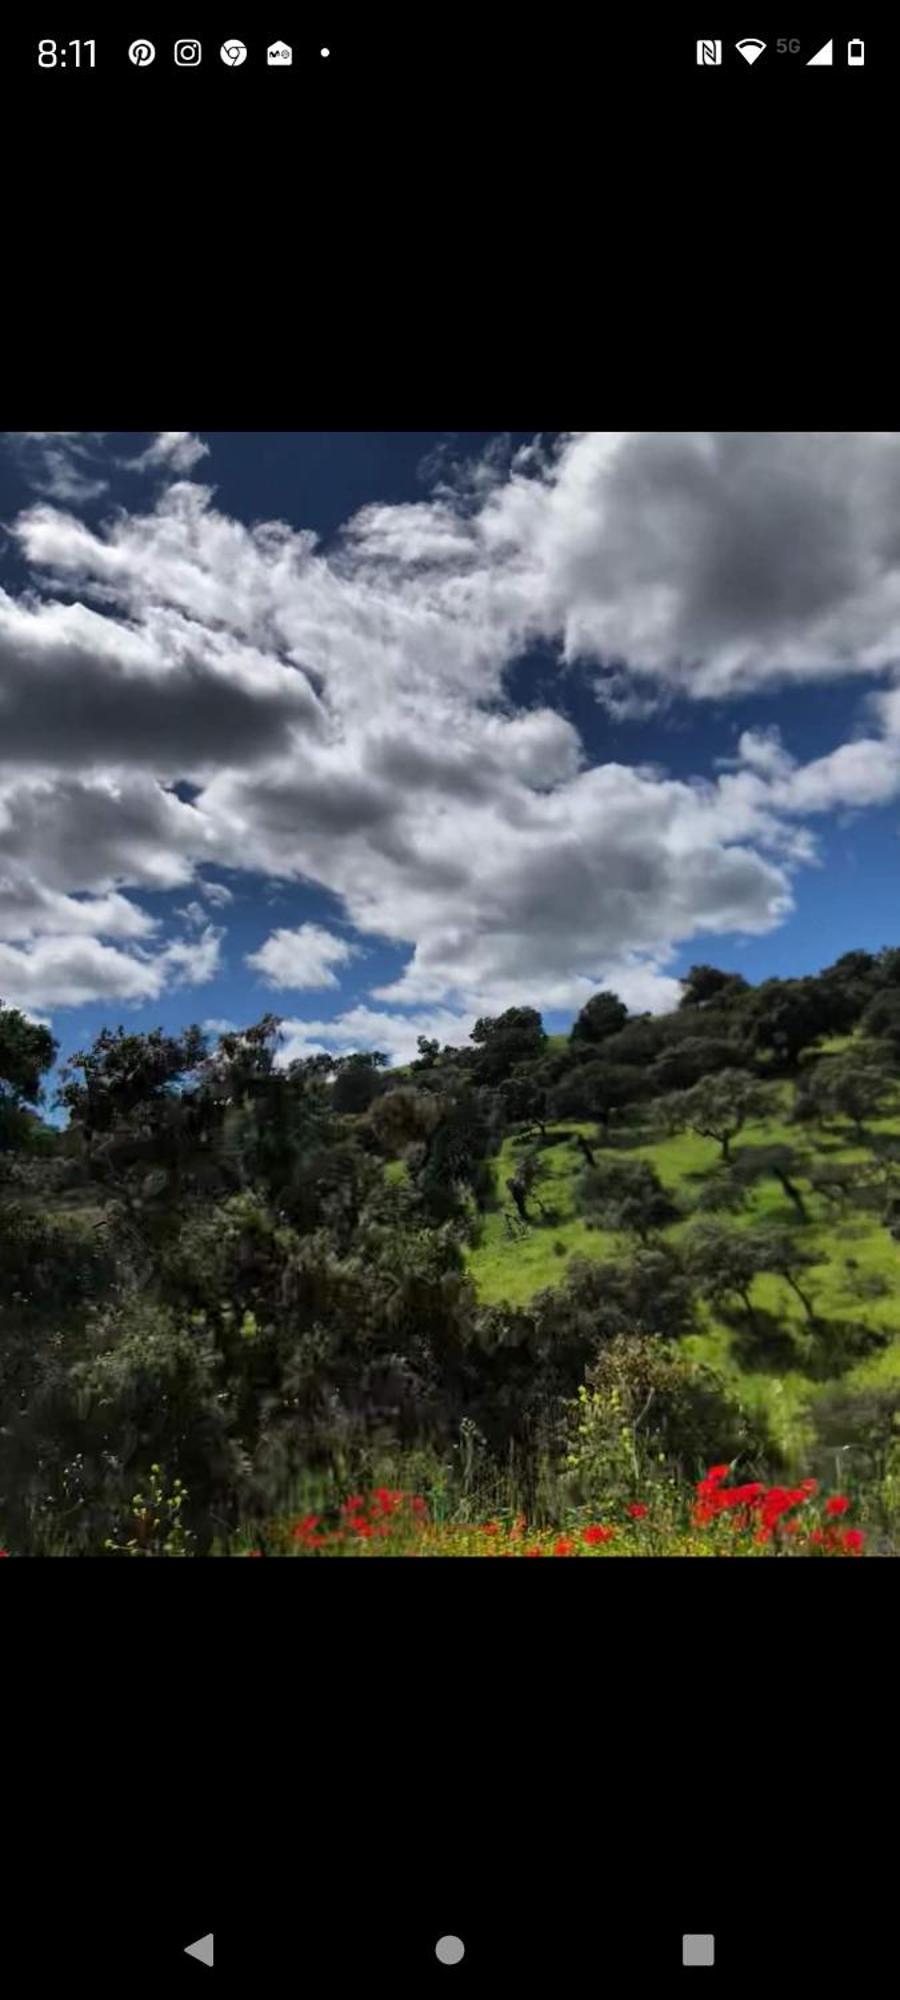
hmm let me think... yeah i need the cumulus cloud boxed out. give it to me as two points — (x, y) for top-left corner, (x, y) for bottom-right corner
(276, 1006), (483, 1068)
(0, 582), (324, 776)
(159, 924), (223, 986)
(245, 922), (357, 991)
(0, 923), (222, 1011)
(721, 727), (796, 781)
(478, 431), (900, 695)
(0, 870), (157, 945)
(126, 432), (210, 475)
(6, 432), (900, 1021)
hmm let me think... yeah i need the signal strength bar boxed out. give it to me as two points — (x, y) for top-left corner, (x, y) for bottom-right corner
(807, 38), (833, 64)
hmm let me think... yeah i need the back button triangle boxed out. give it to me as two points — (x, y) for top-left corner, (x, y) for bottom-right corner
(185, 1934), (214, 1968)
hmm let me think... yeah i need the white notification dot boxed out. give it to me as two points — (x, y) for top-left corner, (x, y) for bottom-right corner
(320, 47), (330, 57)
(435, 1936), (465, 1966)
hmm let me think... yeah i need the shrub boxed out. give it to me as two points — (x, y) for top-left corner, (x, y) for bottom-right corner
(560, 1332), (770, 1510)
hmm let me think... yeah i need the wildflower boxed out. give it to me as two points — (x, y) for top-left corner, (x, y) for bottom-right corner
(809, 1524), (857, 1553)
(754, 1528), (772, 1545)
(554, 1538), (575, 1556)
(825, 1495), (850, 1517)
(583, 1525), (615, 1546)
(627, 1504), (648, 1520)
(525, 1547), (544, 1557)
(246, 1549), (263, 1558)
(342, 1495), (366, 1514)
(481, 1522), (500, 1536)
(706, 1465), (731, 1486)
(759, 1486), (809, 1532)
(291, 1514), (321, 1541)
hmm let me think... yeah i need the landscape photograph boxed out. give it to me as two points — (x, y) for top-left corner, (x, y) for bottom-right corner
(2, 428), (900, 1557)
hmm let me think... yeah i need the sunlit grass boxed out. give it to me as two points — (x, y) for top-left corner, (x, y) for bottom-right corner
(463, 1049), (900, 1464)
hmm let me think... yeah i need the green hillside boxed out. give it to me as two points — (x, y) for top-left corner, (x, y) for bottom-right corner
(465, 1051), (900, 1463)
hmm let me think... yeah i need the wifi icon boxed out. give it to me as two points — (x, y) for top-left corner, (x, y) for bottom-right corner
(735, 37), (767, 63)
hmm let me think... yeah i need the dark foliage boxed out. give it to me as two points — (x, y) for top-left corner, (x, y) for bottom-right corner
(570, 990), (628, 1046)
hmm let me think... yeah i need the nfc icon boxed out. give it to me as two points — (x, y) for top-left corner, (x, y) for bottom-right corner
(696, 39), (722, 65)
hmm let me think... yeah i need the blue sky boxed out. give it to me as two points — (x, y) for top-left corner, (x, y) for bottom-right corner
(3, 429), (900, 1113)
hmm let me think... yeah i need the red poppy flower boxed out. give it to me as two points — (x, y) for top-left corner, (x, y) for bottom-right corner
(291, 1514), (321, 1541)
(481, 1522), (500, 1536)
(842, 1528), (864, 1554)
(759, 1486), (808, 1530)
(554, 1538), (575, 1556)
(342, 1495), (366, 1514)
(627, 1504), (648, 1519)
(525, 1547), (544, 1557)
(246, 1549), (263, 1557)
(706, 1465), (731, 1485)
(825, 1495), (850, 1517)
(583, 1525), (615, 1545)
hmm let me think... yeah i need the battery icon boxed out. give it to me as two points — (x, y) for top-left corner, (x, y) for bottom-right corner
(848, 38), (865, 64)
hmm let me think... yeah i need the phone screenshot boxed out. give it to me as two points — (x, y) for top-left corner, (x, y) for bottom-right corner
(0, 17), (890, 1993)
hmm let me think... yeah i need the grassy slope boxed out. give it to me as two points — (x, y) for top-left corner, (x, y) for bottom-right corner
(464, 1046), (900, 1461)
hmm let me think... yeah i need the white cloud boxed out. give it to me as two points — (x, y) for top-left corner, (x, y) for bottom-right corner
(127, 432), (210, 475)
(4, 432), (109, 504)
(477, 431), (900, 696)
(723, 727), (796, 781)
(175, 899), (209, 928)
(245, 922), (356, 991)
(0, 580), (323, 776)
(0, 923), (221, 1010)
(159, 924), (224, 986)
(199, 879), (233, 907)
(276, 1006), (482, 1068)
(0, 870), (157, 944)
